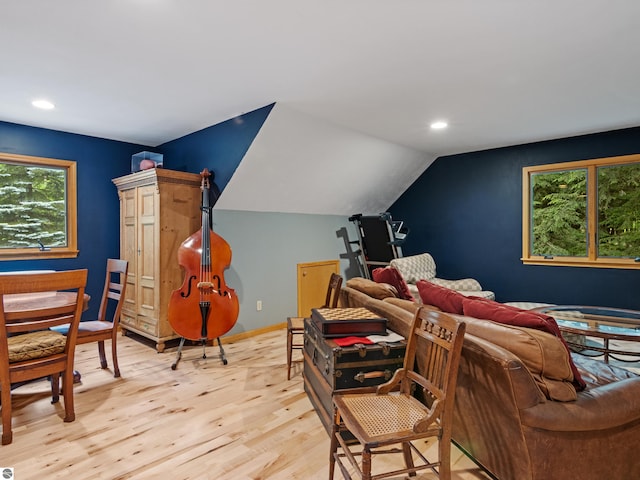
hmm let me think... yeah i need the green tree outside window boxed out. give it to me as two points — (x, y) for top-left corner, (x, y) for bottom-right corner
(0, 163), (67, 248)
(597, 163), (640, 257)
(531, 169), (587, 257)
(0, 152), (77, 261)
(523, 154), (640, 269)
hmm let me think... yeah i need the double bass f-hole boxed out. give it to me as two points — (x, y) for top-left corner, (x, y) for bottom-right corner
(180, 275), (198, 298)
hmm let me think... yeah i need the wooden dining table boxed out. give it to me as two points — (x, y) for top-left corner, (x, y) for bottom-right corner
(3, 291), (90, 321)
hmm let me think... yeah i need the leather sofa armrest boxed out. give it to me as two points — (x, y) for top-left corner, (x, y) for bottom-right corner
(456, 330), (547, 409)
(520, 377), (640, 432)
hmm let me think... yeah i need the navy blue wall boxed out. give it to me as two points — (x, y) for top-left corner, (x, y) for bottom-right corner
(0, 104), (272, 318)
(0, 121), (150, 317)
(390, 126), (640, 310)
(158, 103), (274, 195)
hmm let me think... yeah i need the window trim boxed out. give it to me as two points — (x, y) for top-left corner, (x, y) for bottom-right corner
(522, 153), (640, 270)
(0, 152), (78, 261)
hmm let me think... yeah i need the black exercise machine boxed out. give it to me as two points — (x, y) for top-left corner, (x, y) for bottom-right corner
(348, 213), (409, 279)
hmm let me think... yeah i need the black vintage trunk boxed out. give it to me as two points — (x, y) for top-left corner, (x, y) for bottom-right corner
(303, 317), (406, 434)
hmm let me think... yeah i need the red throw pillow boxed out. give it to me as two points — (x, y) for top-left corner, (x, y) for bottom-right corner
(416, 280), (465, 315)
(372, 267), (415, 301)
(462, 298), (586, 390)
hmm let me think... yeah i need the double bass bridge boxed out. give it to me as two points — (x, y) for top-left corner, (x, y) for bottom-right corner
(196, 275), (228, 297)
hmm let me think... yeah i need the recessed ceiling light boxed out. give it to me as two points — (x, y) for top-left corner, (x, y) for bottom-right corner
(32, 99), (55, 110)
(430, 121), (448, 130)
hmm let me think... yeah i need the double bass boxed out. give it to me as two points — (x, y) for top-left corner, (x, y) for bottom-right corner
(168, 168), (239, 368)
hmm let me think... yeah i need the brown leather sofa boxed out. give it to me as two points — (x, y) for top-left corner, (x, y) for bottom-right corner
(339, 278), (640, 480)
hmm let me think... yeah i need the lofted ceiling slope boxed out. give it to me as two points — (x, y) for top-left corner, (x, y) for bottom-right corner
(215, 104), (433, 215)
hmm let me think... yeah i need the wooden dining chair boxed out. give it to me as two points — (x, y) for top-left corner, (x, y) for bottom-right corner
(52, 259), (128, 378)
(0, 269), (88, 445)
(329, 306), (466, 480)
(287, 272), (343, 380)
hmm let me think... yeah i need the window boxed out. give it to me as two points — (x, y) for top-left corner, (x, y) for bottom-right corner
(0, 152), (78, 260)
(522, 154), (640, 269)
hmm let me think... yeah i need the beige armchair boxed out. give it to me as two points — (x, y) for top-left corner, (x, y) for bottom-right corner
(390, 252), (495, 300)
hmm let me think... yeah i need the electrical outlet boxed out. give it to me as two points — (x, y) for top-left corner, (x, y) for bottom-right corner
(257, 300), (262, 311)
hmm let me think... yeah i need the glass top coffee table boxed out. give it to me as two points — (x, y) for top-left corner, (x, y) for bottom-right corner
(531, 305), (640, 363)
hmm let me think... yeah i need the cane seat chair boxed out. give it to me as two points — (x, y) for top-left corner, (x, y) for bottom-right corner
(287, 272), (343, 380)
(329, 306), (466, 480)
(51, 259), (128, 378)
(0, 269), (88, 445)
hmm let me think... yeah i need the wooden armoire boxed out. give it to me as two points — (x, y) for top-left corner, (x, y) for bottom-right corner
(112, 168), (201, 352)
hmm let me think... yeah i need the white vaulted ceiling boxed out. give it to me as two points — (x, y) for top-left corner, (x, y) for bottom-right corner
(1, 1), (640, 214)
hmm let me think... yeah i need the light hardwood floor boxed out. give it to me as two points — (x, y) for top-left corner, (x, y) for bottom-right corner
(4, 329), (492, 480)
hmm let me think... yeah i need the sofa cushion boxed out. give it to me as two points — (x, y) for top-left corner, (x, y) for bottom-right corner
(345, 277), (398, 300)
(572, 354), (639, 389)
(462, 298), (586, 390)
(372, 267), (415, 301)
(459, 317), (578, 401)
(389, 253), (436, 283)
(430, 277), (482, 292)
(416, 280), (465, 314)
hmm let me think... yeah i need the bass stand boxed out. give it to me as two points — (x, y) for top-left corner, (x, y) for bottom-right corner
(171, 336), (228, 370)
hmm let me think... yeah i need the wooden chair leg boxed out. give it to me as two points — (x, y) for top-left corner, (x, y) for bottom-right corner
(403, 441), (416, 476)
(111, 337), (120, 378)
(98, 340), (108, 369)
(286, 328), (293, 380)
(329, 424), (338, 479)
(62, 369), (75, 423)
(362, 446), (372, 480)
(439, 436), (452, 480)
(51, 372), (60, 404)
(1, 386), (12, 445)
